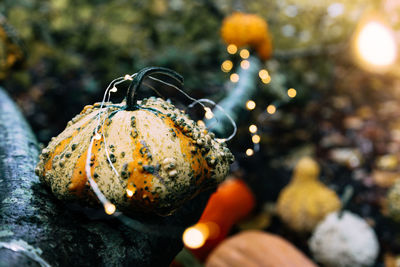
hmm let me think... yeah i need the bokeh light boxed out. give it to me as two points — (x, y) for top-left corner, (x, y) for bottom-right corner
(246, 148), (254, 156)
(287, 88), (297, 98)
(183, 223), (209, 249)
(267, 104), (276, 114)
(249, 124), (258, 133)
(354, 19), (397, 69)
(239, 49), (250, 59)
(221, 60), (233, 72)
(227, 44), (237, 54)
(246, 100), (256, 110)
(240, 60), (250, 69)
(230, 73), (239, 83)
(252, 134), (261, 144)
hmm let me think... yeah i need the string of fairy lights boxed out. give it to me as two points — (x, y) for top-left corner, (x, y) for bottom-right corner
(183, 5), (400, 251)
(219, 43), (298, 158)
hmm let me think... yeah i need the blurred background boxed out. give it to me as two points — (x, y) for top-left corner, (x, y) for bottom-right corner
(2, 0), (400, 266)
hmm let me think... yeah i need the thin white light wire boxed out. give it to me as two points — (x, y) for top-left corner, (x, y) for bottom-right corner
(85, 135), (111, 207)
(189, 98), (237, 142)
(147, 76), (208, 111)
(148, 76), (236, 141)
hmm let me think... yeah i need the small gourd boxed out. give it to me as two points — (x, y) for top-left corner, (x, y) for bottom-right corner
(206, 230), (317, 267)
(220, 12), (272, 60)
(309, 211), (379, 267)
(188, 177), (255, 260)
(35, 67), (234, 216)
(276, 157), (341, 232)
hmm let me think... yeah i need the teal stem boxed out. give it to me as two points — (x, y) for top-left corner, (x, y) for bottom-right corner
(207, 56), (261, 136)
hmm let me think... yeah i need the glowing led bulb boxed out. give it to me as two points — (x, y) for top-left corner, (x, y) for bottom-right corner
(230, 73), (239, 83)
(287, 88), (297, 98)
(204, 107), (214, 119)
(104, 202), (116, 215)
(252, 134), (260, 144)
(227, 44), (238, 54)
(94, 133), (101, 140)
(267, 105), (276, 114)
(183, 223), (209, 249)
(249, 124), (258, 133)
(259, 69), (269, 79)
(126, 189), (134, 197)
(261, 76), (271, 84)
(110, 86), (118, 93)
(240, 49), (250, 59)
(246, 100), (256, 110)
(124, 74), (133, 80)
(246, 148), (254, 156)
(354, 20), (397, 68)
(240, 60), (250, 69)
(221, 60), (233, 72)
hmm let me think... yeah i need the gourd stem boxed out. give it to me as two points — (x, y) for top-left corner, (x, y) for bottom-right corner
(338, 185), (354, 218)
(126, 67), (184, 110)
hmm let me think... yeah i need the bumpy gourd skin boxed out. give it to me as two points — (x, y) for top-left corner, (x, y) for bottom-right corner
(220, 12), (272, 60)
(35, 97), (234, 215)
(277, 157), (341, 232)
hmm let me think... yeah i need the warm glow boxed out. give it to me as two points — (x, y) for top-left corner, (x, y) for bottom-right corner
(249, 124), (258, 133)
(227, 44), (238, 54)
(252, 134), (261, 144)
(204, 107), (214, 119)
(126, 189), (134, 197)
(110, 86), (117, 93)
(183, 223), (209, 249)
(259, 69), (269, 79)
(267, 105), (276, 114)
(261, 76), (271, 84)
(104, 202), (116, 215)
(240, 60), (250, 69)
(287, 88), (297, 98)
(221, 60), (233, 72)
(239, 49), (250, 59)
(93, 133), (101, 140)
(246, 100), (256, 110)
(355, 20), (397, 68)
(246, 148), (254, 156)
(124, 74), (133, 80)
(230, 73), (239, 83)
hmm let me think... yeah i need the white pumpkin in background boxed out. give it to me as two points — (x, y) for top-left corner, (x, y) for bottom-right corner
(309, 211), (379, 267)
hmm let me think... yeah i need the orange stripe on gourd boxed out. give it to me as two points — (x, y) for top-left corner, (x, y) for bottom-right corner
(43, 118), (94, 176)
(163, 117), (211, 185)
(127, 137), (157, 204)
(69, 123), (103, 196)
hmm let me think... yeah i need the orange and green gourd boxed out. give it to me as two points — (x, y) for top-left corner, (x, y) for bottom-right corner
(276, 157), (341, 232)
(35, 67), (234, 216)
(220, 12), (273, 61)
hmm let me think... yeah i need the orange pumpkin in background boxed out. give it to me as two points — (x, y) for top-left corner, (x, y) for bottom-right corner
(185, 177), (255, 261)
(221, 12), (273, 60)
(206, 230), (317, 267)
